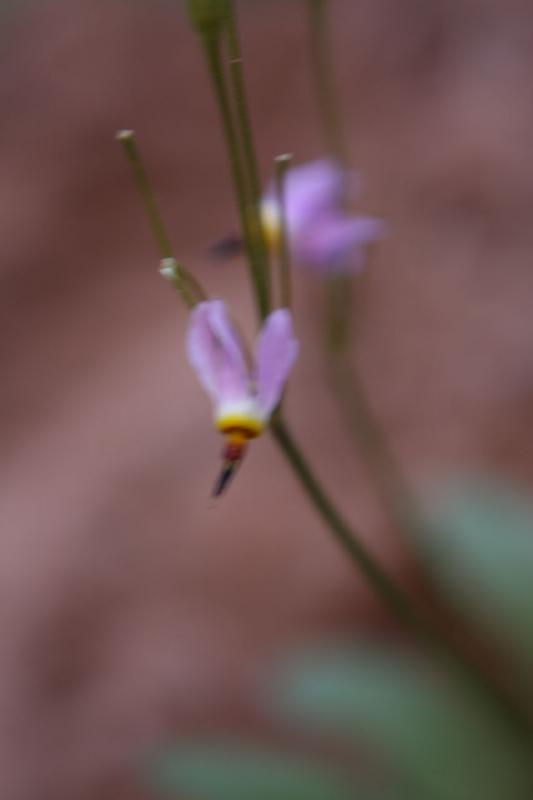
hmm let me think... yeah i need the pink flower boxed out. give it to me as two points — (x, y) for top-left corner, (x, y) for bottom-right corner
(261, 158), (384, 274)
(186, 300), (298, 495)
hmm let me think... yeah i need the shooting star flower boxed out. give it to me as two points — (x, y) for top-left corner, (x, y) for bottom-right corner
(186, 299), (298, 496)
(261, 158), (384, 274)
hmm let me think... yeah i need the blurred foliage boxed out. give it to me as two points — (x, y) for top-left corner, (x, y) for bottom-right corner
(418, 477), (533, 673)
(148, 475), (533, 799)
(271, 647), (532, 800)
(151, 745), (358, 800)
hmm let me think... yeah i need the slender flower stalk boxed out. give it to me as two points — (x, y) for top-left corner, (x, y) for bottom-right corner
(116, 130), (204, 308)
(224, 5), (261, 209)
(306, 0), (357, 353)
(328, 351), (427, 544)
(223, 2), (272, 311)
(159, 257), (207, 306)
(196, 30), (270, 320)
(185, 0), (230, 34)
(306, 0), (347, 165)
(270, 417), (419, 623)
(273, 153), (293, 309)
(116, 130), (174, 259)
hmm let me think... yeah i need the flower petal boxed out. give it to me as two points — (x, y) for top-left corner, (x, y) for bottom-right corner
(255, 309), (299, 419)
(297, 213), (385, 273)
(186, 300), (250, 407)
(262, 158), (345, 237)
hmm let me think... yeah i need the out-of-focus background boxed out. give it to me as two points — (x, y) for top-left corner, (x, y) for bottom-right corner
(2, 0), (533, 797)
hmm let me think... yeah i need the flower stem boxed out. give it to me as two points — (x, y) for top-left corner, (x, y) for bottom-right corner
(116, 129), (203, 308)
(306, 0), (361, 413)
(306, 0), (347, 165)
(325, 272), (355, 351)
(198, 31), (270, 320)
(274, 153), (293, 310)
(116, 129), (173, 259)
(270, 416), (420, 626)
(159, 257), (207, 306)
(328, 350), (424, 543)
(224, 3), (272, 310)
(224, 4), (261, 207)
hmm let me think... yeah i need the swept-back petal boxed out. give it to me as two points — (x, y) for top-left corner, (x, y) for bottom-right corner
(186, 300), (250, 407)
(255, 309), (299, 419)
(297, 213), (385, 273)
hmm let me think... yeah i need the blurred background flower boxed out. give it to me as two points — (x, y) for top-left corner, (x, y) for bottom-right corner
(261, 158), (384, 274)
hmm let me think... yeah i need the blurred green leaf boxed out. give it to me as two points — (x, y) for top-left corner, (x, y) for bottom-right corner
(271, 646), (532, 800)
(420, 476), (533, 670)
(151, 743), (357, 800)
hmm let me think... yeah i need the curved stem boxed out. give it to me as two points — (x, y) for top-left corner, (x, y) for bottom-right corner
(271, 416), (428, 630)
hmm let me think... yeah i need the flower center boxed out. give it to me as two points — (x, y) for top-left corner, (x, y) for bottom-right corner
(260, 202), (281, 252)
(215, 416), (264, 441)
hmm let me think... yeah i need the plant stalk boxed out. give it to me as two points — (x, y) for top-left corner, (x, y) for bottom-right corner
(307, 0), (347, 165)
(199, 32), (270, 319)
(274, 153), (293, 309)
(116, 129), (203, 308)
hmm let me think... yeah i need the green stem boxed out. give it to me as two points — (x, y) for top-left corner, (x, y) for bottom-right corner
(274, 153), (293, 309)
(306, 0), (424, 600)
(224, 2), (271, 309)
(325, 272), (355, 351)
(117, 130), (174, 259)
(270, 414), (533, 741)
(224, 4), (261, 206)
(307, 0), (356, 358)
(307, 0), (422, 565)
(160, 257), (207, 307)
(271, 417), (424, 629)
(328, 352), (422, 543)
(116, 130), (203, 309)
(199, 32), (270, 320)
(307, 0), (347, 165)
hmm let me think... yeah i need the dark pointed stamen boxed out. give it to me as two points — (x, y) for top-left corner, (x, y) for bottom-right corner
(212, 459), (240, 498)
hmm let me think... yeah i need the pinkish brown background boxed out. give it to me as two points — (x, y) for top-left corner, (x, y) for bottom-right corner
(1, 0), (533, 797)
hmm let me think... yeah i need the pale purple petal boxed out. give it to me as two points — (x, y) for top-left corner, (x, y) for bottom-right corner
(186, 300), (250, 407)
(263, 158), (345, 236)
(297, 214), (386, 274)
(255, 309), (299, 418)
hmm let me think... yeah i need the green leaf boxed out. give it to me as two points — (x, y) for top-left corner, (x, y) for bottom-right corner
(150, 743), (357, 800)
(420, 476), (533, 670)
(271, 646), (532, 800)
